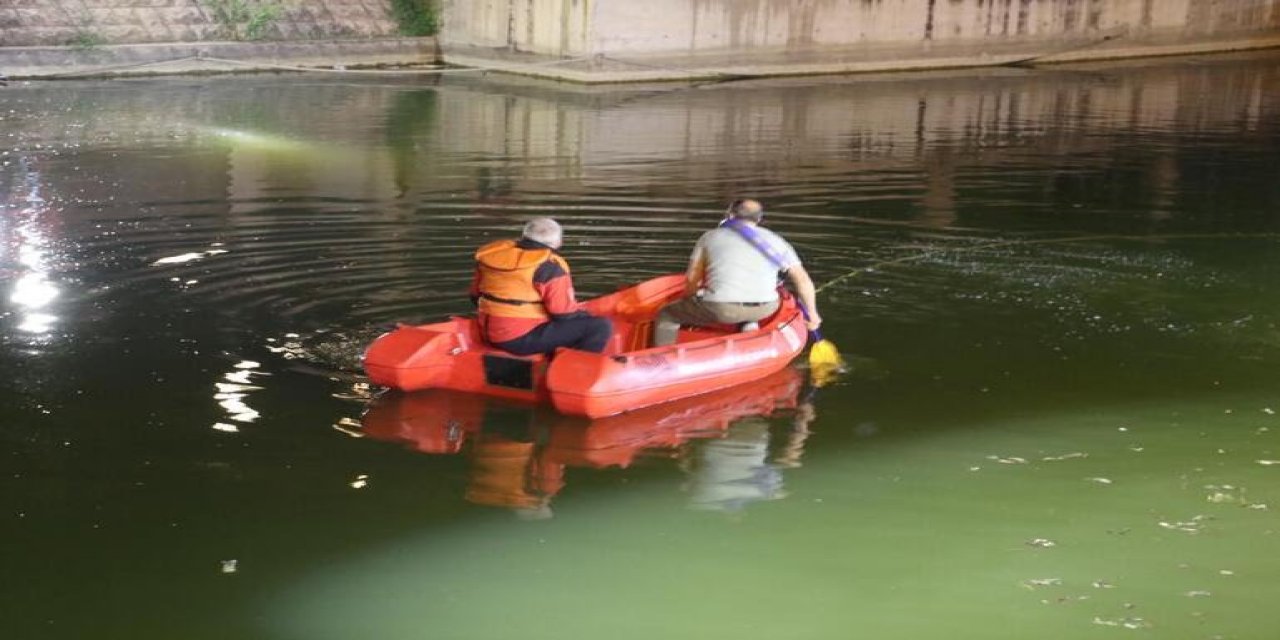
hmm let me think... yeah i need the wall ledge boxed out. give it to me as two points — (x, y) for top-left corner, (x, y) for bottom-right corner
(1, 38), (440, 79)
(441, 32), (1280, 84)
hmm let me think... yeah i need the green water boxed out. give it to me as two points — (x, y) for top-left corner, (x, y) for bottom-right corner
(4, 52), (1280, 638)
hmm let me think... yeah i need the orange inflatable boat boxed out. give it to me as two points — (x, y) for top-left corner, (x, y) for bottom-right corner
(363, 274), (808, 417)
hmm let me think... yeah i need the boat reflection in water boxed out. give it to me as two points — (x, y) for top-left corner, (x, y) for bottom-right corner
(360, 366), (816, 518)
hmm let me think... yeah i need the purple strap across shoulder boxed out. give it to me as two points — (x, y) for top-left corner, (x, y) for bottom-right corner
(719, 218), (790, 270)
(720, 218), (816, 326)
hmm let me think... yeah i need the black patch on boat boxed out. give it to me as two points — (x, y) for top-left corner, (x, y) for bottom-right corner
(482, 354), (535, 390)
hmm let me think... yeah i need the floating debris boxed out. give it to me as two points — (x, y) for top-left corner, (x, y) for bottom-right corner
(1246, 503), (1269, 510)
(1024, 577), (1062, 588)
(331, 382), (374, 402)
(1219, 570), (1235, 576)
(151, 249), (228, 266)
(988, 455), (1028, 464)
(1041, 595), (1091, 605)
(1186, 590), (1212, 598)
(1093, 616), (1151, 629)
(220, 559), (238, 574)
(350, 474), (369, 489)
(1092, 580), (1116, 589)
(331, 417), (364, 438)
(152, 252), (205, 265)
(1158, 515), (1210, 533)
(1042, 452), (1088, 462)
(1207, 490), (1246, 505)
(1257, 460), (1280, 466)
(211, 422), (239, 433)
(1026, 538), (1057, 548)
(1086, 477), (1113, 485)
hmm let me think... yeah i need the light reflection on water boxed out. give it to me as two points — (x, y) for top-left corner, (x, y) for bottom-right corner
(2, 52), (1280, 638)
(213, 360), (267, 431)
(4, 156), (62, 337)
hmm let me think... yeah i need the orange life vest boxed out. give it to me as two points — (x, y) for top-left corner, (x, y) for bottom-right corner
(474, 239), (570, 320)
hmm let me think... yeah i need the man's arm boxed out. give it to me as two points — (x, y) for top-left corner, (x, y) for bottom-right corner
(684, 245), (707, 296)
(533, 261), (583, 317)
(784, 264), (822, 331)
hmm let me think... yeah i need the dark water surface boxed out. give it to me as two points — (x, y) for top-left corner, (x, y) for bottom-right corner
(4, 52), (1280, 638)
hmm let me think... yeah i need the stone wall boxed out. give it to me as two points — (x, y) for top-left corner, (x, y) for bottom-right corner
(0, 0), (406, 47)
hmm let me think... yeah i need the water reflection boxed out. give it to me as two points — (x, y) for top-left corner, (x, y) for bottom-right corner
(1, 55), (1276, 342)
(360, 367), (813, 516)
(384, 89), (439, 200)
(212, 360), (267, 432)
(3, 155), (61, 338)
(683, 417), (786, 511)
(684, 396), (819, 512)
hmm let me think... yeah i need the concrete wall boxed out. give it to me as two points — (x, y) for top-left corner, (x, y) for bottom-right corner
(441, 0), (1280, 57)
(441, 0), (590, 52)
(0, 0), (405, 47)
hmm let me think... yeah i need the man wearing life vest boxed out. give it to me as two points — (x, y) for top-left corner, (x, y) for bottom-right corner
(469, 217), (612, 355)
(653, 198), (821, 346)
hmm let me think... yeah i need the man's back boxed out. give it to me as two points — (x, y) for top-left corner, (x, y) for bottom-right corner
(694, 226), (800, 303)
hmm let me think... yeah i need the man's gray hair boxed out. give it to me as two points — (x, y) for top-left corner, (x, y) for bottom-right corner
(522, 217), (563, 246)
(727, 198), (765, 222)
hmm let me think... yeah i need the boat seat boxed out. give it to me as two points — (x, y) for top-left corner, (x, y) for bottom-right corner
(673, 311), (774, 344)
(675, 324), (739, 344)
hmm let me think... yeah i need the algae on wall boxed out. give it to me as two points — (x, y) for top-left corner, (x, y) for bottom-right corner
(0, 0), (412, 47)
